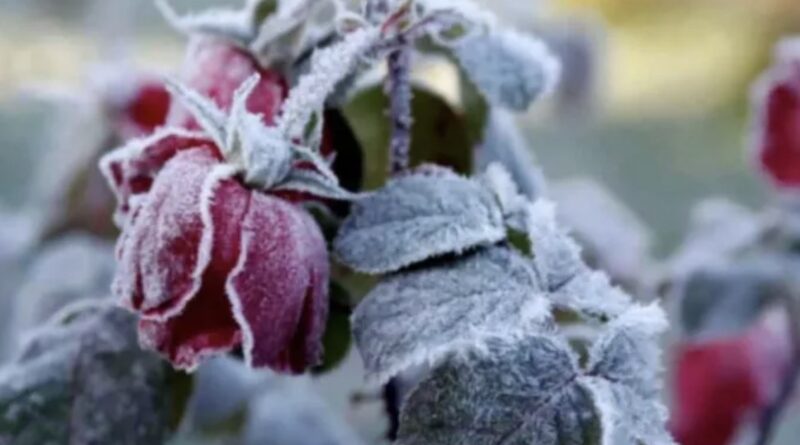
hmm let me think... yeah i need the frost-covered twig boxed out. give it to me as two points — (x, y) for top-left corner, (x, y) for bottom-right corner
(386, 45), (413, 174)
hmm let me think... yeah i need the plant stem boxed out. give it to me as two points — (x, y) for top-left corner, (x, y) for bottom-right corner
(386, 43), (413, 175)
(754, 296), (800, 445)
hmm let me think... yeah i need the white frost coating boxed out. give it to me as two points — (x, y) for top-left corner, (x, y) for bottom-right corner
(351, 246), (552, 385)
(225, 73), (262, 155)
(553, 270), (632, 318)
(334, 172), (507, 274)
(277, 27), (380, 141)
(479, 162), (527, 224)
(225, 230), (257, 368)
(163, 77), (228, 149)
(138, 163), (238, 323)
(454, 29), (561, 111)
(580, 377), (676, 445)
(98, 126), (209, 225)
(524, 200), (583, 284)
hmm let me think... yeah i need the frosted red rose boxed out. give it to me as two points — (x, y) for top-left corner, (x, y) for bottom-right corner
(100, 73), (347, 372)
(752, 39), (800, 190)
(669, 314), (792, 445)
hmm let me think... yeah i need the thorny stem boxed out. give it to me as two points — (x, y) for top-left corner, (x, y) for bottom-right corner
(754, 294), (800, 445)
(386, 43), (413, 175)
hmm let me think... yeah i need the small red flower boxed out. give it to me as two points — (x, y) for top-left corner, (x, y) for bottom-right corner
(752, 39), (800, 190)
(108, 76), (172, 141)
(670, 313), (792, 445)
(100, 76), (349, 372)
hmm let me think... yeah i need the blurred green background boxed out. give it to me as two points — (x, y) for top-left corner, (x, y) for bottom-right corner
(1, 0), (799, 256)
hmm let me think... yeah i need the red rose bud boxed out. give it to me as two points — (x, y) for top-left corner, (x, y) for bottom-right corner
(107, 76), (172, 141)
(670, 312), (793, 445)
(99, 75), (351, 373)
(752, 38), (800, 190)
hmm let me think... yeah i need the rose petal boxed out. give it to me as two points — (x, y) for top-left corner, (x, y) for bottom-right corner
(115, 80), (172, 140)
(167, 37), (287, 129)
(226, 194), (329, 372)
(138, 284), (242, 372)
(114, 147), (223, 318)
(753, 60), (800, 189)
(136, 166), (253, 371)
(100, 128), (214, 225)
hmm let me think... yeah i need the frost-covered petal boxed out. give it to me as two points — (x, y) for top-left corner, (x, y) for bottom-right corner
(352, 246), (550, 384)
(334, 171), (506, 274)
(99, 127), (214, 225)
(227, 194), (329, 372)
(113, 147), (222, 319)
(454, 29), (560, 111)
(138, 170), (251, 371)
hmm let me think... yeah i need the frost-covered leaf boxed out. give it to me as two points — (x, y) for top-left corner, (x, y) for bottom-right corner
(524, 200), (631, 318)
(397, 334), (602, 445)
(453, 29), (560, 111)
(398, 316), (675, 445)
(676, 256), (789, 340)
(334, 170), (506, 273)
(476, 108), (547, 199)
(277, 27), (380, 142)
(524, 199), (584, 289)
(581, 377), (675, 445)
(10, 234), (115, 352)
(0, 302), (171, 445)
(163, 77), (227, 149)
(582, 305), (674, 445)
(479, 162), (528, 221)
(352, 246), (550, 384)
(587, 305), (668, 398)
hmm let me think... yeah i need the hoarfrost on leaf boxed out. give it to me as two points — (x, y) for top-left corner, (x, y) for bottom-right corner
(581, 304), (675, 445)
(351, 246), (550, 384)
(10, 234), (115, 353)
(0, 302), (171, 445)
(396, 335), (602, 445)
(586, 304), (668, 398)
(524, 199), (631, 318)
(334, 171), (507, 274)
(277, 26), (380, 142)
(454, 29), (560, 111)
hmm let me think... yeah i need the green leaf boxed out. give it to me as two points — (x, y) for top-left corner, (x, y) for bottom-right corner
(0, 302), (173, 445)
(314, 283), (353, 374)
(342, 85), (474, 189)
